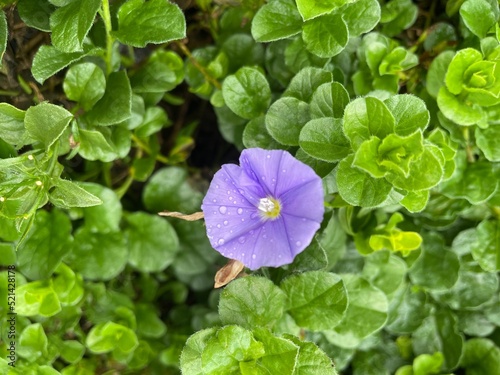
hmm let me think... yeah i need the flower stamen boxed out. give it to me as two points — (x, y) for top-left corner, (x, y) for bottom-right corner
(257, 197), (281, 219)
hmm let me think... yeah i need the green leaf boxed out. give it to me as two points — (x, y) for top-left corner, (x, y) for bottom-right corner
(285, 37), (328, 74)
(385, 145), (444, 191)
(49, 179), (103, 209)
(52, 263), (84, 306)
(341, 0), (381, 37)
(343, 97), (395, 149)
(280, 271), (348, 331)
(125, 212), (180, 273)
(17, 0), (56, 32)
(77, 126), (127, 162)
(0, 103), (26, 147)
(460, 0), (498, 38)
(18, 323), (49, 361)
(299, 118), (351, 162)
(439, 152), (498, 204)
(115, 0), (186, 47)
(284, 67), (333, 103)
(460, 338), (500, 374)
(384, 95), (430, 136)
(49, 0), (101, 52)
(336, 155), (392, 207)
(243, 115), (282, 149)
(180, 327), (218, 375)
(86, 321), (138, 355)
(134, 106), (169, 138)
(251, 0), (302, 42)
(380, 0), (418, 37)
(219, 276), (286, 329)
(201, 326), (265, 374)
(437, 86), (484, 126)
(296, 0), (350, 20)
(362, 251), (407, 297)
(409, 233), (459, 291)
(475, 125), (500, 161)
(413, 309), (463, 372)
(426, 51), (454, 98)
(24, 102), (73, 149)
(221, 33), (265, 74)
(130, 50), (184, 93)
(266, 96), (310, 146)
(326, 274), (388, 349)
(310, 82), (350, 119)
(386, 285), (429, 334)
(284, 335), (337, 375)
(84, 71), (132, 126)
(222, 66), (271, 119)
(16, 281), (61, 317)
(143, 166), (203, 213)
(17, 210), (72, 280)
(68, 228), (128, 280)
(445, 48), (483, 95)
(302, 14), (349, 58)
(248, 328), (299, 375)
(57, 340), (85, 364)
(471, 220), (500, 272)
(79, 183), (122, 233)
(289, 237), (329, 272)
(63, 62), (106, 110)
(135, 303), (167, 338)
(400, 190), (430, 213)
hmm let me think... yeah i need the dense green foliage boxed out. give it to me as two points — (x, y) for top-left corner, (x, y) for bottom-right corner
(0, 0), (500, 374)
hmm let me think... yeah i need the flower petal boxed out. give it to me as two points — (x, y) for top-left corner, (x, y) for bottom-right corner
(279, 179), (325, 222)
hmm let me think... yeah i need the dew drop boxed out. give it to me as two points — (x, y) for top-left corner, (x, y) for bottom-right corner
(296, 241), (302, 247)
(223, 220), (228, 226)
(241, 218), (245, 222)
(238, 188), (245, 195)
(227, 190), (231, 194)
(229, 253), (233, 257)
(261, 176), (266, 180)
(250, 212), (260, 220)
(249, 230), (254, 235)
(282, 169), (287, 173)
(252, 254), (256, 259)
(215, 184), (219, 189)
(219, 206), (227, 214)
(278, 254), (282, 258)
(263, 234), (267, 239)
(217, 224), (221, 228)
(218, 238), (225, 245)
(212, 198), (217, 203)
(229, 196), (233, 201)
(242, 253), (245, 257)
(213, 211), (217, 214)
(238, 236), (246, 244)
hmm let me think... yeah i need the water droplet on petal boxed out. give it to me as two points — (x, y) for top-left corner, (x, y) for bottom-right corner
(250, 212), (260, 220)
(237, 208), (243, 215)
(262, 176), (266, 180)
(263, 234), (267, 239)
(266, 154), (270, 159)
(282, 169), (287, 173)
(238, 189), (245, 195)
(219, 206), (227, 214)
(223, 220), (228, 226)
(252, 254), (256, 259)
(218, 238), (225, 245)
(249, 230), (254, 235)
(242, 253), (245, 257)
(238, 236), (246, 244)
(217, 224), (221, 228)
(212, 198), (217, 203)
(229, 196), (233, 201)
(296, 241), (302, 247)
(227, 190), (231, 194)
(241, 218), (245, 222)
(215, 184), (219, 189)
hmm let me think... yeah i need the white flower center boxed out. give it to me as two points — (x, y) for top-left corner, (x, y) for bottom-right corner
(258, 197), (275, 213)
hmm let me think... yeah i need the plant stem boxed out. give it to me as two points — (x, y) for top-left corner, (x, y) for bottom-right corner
(131, 134), (170, 164)
(101, 0), (115, 75)
(176, 41), (222, 90)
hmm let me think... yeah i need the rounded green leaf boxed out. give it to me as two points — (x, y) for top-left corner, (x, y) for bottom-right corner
(460, 338), (500, 374)
(115, 0), (186, 47)
(284, 67), (333, 103)
(86, 322), (138, 354)
(310, 82), (350, 119)
(460, 0), (498, 38)
(251, 0), (302, 42)
(17, 209), (73, 280)
(299, 117), (351, 162)
(280, 271), (348, 331)
(79, 183), (122, 233)
(125, 212), (179, 273)
(243, 115), (282, 149)
(222, 66), (271, 119)
(180, 327), (218, 375)
(471, 220), (500, 272)
(341, 0), (380, 37)
(475, 125), (500, 161)
(343, 97), (396, 148)
(266, 96), (310, 145)
(16, 281), (61, 317)
(362, 251), (407, 297)
(427, 50), (454, 98)
(336, 155), (392, 207)
(68, 228), (128, 280)
(296, 0), (349, 20)
(219, 276), (287, 329)
(325, 274), (388, 349)
(63, 63), (106, 110)
(384, 94), (430, 136)
(24, 102), (73, 149)
(18, 323), (48, 361)
(409, 233), (459, 291)
(303, 14), (349, 58)
(0, 103), (26, 146)
(386, 285), (429, 334)
(284, 334), (337, 375)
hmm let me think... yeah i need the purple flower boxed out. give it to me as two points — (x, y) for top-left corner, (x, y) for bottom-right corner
(202, 148), (325, 270)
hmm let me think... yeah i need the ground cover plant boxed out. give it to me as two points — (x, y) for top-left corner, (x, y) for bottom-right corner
(0, 0), (500, 373)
